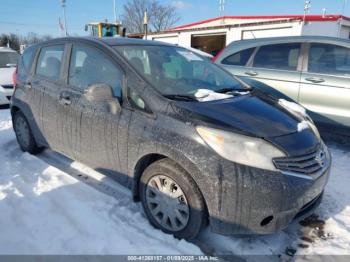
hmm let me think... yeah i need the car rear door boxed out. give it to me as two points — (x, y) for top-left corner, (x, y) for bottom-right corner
(299, 42), (350, 128)
(35, 43), (67, 151)
(14, 46), (46, 144)
(64, 42), (131, 183)
(243, 43), (303, 101)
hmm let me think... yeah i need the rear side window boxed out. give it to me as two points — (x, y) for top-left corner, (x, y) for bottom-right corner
(221, 48), (255, 66)
(21, 46), (37, 72)
(36, 45), (64, 81)
(253, 43), (301, 71)
(68, 44), (123, 98)
(308, 43), (350, 76)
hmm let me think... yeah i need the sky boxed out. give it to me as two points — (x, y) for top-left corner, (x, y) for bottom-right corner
(0, 0), (350, 36)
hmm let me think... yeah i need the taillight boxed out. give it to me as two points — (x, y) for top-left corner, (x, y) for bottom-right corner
(12, 68), (17, 90)
(212, 47), (226, 63)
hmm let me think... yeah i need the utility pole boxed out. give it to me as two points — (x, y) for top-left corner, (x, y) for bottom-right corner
(219, 0), (225, 16)
(113, 0), (117, 23)
(219, 0), (225, 24)
(143, 10), (148, 40)
(61, 0), (68, 36)
(339, 0), (348, 37)
(303, 0), (311, 25)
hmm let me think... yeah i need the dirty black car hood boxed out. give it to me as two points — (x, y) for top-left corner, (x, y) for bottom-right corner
(171, 90), (322, 155)
(172, 91), (301, 138)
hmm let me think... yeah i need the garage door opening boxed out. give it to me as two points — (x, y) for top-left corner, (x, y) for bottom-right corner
(191, 34), (226, 56)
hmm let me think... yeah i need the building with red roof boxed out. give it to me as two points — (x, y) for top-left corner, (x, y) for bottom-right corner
(137, 14), (350, 56)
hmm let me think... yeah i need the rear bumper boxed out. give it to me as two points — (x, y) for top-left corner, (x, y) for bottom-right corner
(0, 87), (13, 105)
(208, 150), (331, 235)
(0, 93), (10, 105)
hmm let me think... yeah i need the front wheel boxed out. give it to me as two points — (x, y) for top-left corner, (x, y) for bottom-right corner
(139, 159), (207, 239)
(13, 111), (42, 154)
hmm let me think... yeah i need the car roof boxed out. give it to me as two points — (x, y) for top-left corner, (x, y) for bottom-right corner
(0, 47), (17, 53)
(229, 35), (350, 47)
(216, 35), (350, 63)
(36, 36), (175, 48)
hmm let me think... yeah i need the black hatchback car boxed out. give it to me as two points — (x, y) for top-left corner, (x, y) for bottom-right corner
(11, 37), (331, 239)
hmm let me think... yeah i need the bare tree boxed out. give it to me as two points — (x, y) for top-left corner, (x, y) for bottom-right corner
(0, 34), (20, 51)
(0, 33), (53, 52)
(20, 33), (53, 46)
(122, 0), (180, 33)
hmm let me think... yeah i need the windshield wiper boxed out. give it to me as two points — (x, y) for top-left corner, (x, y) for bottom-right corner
(163, 94), (197, 101)
(215, 86), (252, 94)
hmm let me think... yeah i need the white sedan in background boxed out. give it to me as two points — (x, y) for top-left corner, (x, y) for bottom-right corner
(0, 47), (19, 106)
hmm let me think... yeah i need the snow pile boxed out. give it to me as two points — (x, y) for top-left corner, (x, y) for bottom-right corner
(297, 120), (310, 132)
(194, 89), (232, 102)
(0, 110), (201, 255)
(279, 99), (307, 117)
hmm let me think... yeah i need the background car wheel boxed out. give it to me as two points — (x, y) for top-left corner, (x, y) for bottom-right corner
(13, 111), (42, 154)
(139, 158), (207, 239)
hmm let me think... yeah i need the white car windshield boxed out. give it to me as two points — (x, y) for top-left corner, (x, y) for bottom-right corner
(115, 45), (246, 98)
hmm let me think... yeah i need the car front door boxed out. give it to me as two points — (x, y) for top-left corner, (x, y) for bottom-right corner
(299, 43), (350, 129)
(34, 44), (67, 151)
(244, 43), (303, 102)
(64, 42), (131, 184)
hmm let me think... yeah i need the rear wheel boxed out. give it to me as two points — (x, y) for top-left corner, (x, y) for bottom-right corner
(13, 111), (42, 154)
(139, 158), (206, 239)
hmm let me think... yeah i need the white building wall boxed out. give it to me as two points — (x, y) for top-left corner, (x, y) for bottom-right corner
(239, 22), (302, 40)
(302, 21), (340, 37)
(340, 25), (350, 38)
(147, 19), (349, 48)
(178, 32), (192, 47)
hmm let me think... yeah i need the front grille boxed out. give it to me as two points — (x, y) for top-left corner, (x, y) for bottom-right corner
(273, 145), (327, 175)
(2, 85), (13, 89)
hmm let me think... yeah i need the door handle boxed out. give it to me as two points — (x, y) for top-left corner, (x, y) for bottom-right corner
(59, 93), (72, 105)
(305, 77), (325, 83)
(59, 97), (71, 105)
(24, 82), (32, 89)
(245, 71), (258, 76)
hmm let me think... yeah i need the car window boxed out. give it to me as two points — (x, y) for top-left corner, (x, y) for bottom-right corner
(22, 46), (37, 72)
(308, 43), (350, 76)
(221, 48), (255, 66)
(0, 51), (19, 68)
(253, 43), (301, 71)
(36, 45), (64, 81)
(69, 44), (123, 98)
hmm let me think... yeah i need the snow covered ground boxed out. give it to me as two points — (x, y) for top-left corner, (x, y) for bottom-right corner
(0, 108), (349, 259)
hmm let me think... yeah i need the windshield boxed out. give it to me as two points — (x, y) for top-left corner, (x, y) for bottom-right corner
(0, 52), (19, 68)
(114, 45), (244, 97)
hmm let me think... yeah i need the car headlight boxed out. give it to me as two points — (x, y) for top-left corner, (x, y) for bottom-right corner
(196, 126), (286, 171)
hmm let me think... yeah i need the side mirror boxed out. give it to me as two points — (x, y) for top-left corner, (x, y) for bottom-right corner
(84, 83), (121, 114)
(84, 25), (88, 31)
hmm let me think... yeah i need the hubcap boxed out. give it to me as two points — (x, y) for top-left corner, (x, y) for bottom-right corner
(146, 175), (190, 232)
(15, 115), (30, 148)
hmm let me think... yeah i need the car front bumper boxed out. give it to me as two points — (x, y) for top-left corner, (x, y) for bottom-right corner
(208, 147), (331, 235)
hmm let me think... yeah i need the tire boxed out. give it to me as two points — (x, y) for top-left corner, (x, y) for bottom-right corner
(13, 111), (43, 154)
(139, 158), (207, 239)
